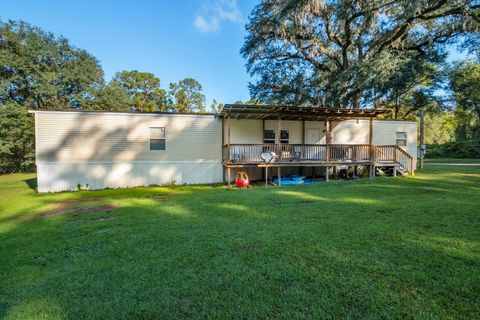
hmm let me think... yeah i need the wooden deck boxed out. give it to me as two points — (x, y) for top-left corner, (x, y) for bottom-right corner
(222, 144), (415, 174)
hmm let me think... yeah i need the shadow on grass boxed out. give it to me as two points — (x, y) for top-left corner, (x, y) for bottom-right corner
(23, 177), (37, 191)
(1, 166), (479, 318)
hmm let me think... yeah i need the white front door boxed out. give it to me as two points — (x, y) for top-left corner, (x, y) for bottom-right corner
(305, 129), (322, 160)
(306, 129), (320, 144)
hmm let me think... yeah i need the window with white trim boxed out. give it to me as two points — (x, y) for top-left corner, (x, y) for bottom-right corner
(264, 130), (275, 143)
(396, 132), (407, 146)
(263, 130), (289, 143)
(150, 127), (166, 150)
(280, 130), (289, 143)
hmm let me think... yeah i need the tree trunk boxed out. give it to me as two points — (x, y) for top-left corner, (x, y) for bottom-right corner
(352, 90), (361, 109)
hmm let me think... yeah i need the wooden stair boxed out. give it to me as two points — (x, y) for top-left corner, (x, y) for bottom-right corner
(374, 145), (415, 175)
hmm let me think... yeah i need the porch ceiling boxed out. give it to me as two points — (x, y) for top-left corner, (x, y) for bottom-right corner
(219, 104), (387, 121)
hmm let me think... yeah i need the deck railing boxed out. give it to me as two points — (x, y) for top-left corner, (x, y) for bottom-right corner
(222, 143), (414, 174)
(223, 144), (372, 163)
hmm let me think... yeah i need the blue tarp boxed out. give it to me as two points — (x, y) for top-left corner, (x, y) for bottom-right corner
(272, 175), (321, 186)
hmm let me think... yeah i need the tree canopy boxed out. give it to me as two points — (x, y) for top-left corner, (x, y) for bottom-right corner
(110, 70), (167, 112)
(0, 104), (34, 172)
(0, 20), (104, 109)
(449, 60), (480, 139)
(0, 20), (211, 113)
(168, 78), (206, 112)
(242, 0), (479, 108)
(450, 61), (480, 120)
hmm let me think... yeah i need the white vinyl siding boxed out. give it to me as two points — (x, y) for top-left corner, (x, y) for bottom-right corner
(37, 161), (223, 192)
(35, 112), (221, 162)
(225, 119), (263, 144)
(34, 111), (223, 192)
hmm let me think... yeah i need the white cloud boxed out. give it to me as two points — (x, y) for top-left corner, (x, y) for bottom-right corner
(194, 0), (243, 33)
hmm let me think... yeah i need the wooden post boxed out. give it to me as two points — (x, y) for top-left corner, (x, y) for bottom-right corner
(222, 118), (225, 182)
(262, 119), (266, 179)
(393, 166), (397, 177)
(278, 166), (282, 186)
(221, 117), (225, 146)
(227, 167), (231, 188)
(419, 110), (425, 169)
(411, 158), (415, 176)
(326, 120), (331, 161)
(227, 115), (231, 162)
(301, 120), (305, 161)
(369, 117), (373, 163)
(276, 116), (282, 160)
(325, 167), (329, 182)
(265, 165), (268, 189)
(369, 117), (373, 146)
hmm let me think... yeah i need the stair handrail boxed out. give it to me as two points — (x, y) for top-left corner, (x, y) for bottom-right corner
(374, 145), (415, 175)
(394, 145), (415, 175)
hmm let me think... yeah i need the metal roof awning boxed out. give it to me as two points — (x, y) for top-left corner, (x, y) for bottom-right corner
(219, 104), (387, 121)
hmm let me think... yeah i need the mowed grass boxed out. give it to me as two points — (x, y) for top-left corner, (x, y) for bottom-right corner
(1, 165), (479, 319)
(424, 158), (480, 163)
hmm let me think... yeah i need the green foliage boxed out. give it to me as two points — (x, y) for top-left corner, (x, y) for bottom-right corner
(0, 104), (34, 173)
(242, 0), (478, 108)
(449, 61), (480, 139)
(210, 98), (224, 113)
(375, 57), (443, 119)
(423, 112), (456, 145)
(0, 20), (104, 109)
(84, 83), (131, 112)
(111, 70), (167, 112)
(426, 140), (480, 158)
(233, 98), (262, 105)
(168, 78), (206, 112)
(1, 166), (480, 318)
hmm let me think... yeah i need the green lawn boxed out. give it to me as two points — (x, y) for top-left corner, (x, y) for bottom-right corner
(424, 158), (480, 163)
(1, 165), (479, 319)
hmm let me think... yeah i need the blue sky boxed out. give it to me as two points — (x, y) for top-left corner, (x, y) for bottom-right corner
(1, 0), (470, 109)
(1, 0), (258, 108)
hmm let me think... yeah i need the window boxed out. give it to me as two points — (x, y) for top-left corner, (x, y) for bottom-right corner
(150, 127), (165, 150)
(263, 130), (275, 143)
(263, 130), (289, 143)
(280, 130), (289, 143)
(396, 132), (407, 146)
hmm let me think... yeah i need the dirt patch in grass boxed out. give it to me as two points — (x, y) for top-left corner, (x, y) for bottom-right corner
(39, 197), (119, 217)
(60, 196), (104, 204)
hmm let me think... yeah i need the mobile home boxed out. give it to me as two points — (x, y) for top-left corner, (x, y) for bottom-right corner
(30, 105), (417, 192)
